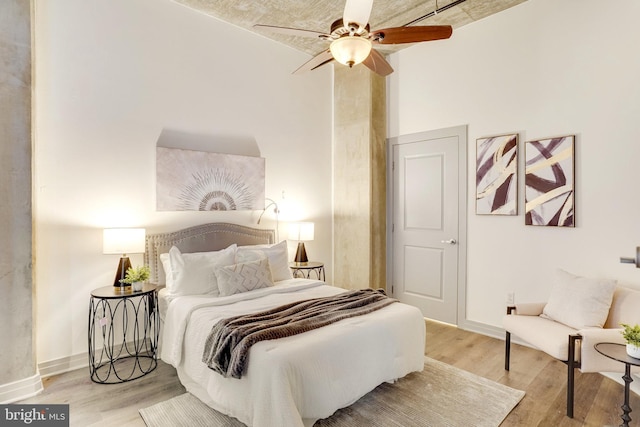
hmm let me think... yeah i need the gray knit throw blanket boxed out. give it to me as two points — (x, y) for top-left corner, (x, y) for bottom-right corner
(202, 289), (396, 379)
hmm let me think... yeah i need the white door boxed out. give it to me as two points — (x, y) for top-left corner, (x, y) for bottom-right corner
(389, 126), (466, 325)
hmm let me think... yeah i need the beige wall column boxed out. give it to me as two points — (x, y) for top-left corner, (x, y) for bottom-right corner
(0, 0), (39, 397)
(333, 65), (386, 290)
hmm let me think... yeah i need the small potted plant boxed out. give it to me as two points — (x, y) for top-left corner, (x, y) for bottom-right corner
(621, 323), (640, 359)
(120, 265), (150, 292)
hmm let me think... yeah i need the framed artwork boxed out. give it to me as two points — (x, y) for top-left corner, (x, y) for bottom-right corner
(524, 135), (575, 227)
(156, 147), (265, 211)
(476, 133), (518, 215)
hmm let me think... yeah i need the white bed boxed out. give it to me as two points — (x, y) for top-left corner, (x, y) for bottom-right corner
(146, 223), (425, 427)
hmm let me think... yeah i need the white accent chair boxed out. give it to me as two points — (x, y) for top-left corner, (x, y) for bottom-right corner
(503, 275), (640, 418)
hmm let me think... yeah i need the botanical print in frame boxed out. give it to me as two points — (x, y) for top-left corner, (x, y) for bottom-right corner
(524, 135), (575, 227)
(476, 133), (518, 215)
(156, 147), (265, 211)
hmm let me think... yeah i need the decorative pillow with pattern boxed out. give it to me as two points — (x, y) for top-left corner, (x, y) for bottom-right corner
(236, 240), (293, 282)
(215, 258), (274, 297)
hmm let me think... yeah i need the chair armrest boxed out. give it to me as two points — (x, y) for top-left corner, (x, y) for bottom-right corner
(579, 328), (625, 345)
(507, 302), (546, 316)
(578, 328), (627, 373)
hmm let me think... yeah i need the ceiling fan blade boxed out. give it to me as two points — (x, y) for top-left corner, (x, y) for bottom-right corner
(253, 24), (328, 39)
(362, 49), (394, 76)
(293, 50), (335, 75)
(371, 25), (453, 44)
(343, 0), (373, 29)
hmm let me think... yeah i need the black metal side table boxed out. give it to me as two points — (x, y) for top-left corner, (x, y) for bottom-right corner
(88, 284), (159, 384)
(594, 342), (640, 427)
(289, 261), (325, 281)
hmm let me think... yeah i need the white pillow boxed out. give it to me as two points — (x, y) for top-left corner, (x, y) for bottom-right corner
(541, 269), (617, 330)
(168, 244), (237, 297)
(215, 258), (274, 297)
(159, 253), (173, 289)
(237, 240), (293, 282)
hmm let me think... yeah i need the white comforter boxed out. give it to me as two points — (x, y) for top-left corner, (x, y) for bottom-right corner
(162, 279), (425, 427)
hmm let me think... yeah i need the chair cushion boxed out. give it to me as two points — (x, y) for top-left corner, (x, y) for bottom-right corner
(541, 269), (616, 330)
(503, 314), (578, 361)
(604, 286), (640, 328)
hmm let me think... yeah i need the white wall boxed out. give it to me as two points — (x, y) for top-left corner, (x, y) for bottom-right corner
(34, 0), (640, 373)
(34, 0), (332, 365)
(388, 0), (640, 329)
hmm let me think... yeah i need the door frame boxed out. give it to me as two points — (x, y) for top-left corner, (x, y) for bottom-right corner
(386, 125), (468, 326)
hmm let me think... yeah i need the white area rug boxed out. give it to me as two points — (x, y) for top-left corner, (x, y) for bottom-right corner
(140, 357), (525, 427)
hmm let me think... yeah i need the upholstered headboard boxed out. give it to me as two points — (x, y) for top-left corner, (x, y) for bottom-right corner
(144, 223), (275, 285)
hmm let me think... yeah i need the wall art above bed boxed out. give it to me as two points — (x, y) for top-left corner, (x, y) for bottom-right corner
(524, 135), (575, 227)
(475, 133), (518, 215)
(156, 147), (265, 211)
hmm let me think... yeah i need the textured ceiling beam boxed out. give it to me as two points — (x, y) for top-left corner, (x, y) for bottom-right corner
(171, 0), (528, 58)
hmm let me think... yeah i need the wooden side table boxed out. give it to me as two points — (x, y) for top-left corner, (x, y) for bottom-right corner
(594, 342), (640, 427)
(88, 284), (159, 383)
(289, 261), (325, 281)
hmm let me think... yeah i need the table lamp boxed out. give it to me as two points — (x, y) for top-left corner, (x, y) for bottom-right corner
(103, 228), (146, 287)
(288, 222), (314, 265)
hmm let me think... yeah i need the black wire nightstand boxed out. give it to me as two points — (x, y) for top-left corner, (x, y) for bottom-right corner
(88, 284), (159, 384)
(289, 261), (325, 281)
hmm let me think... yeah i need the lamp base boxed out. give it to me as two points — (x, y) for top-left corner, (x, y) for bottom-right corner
(113, 256), (132, 287)
(294, 242), (308, 265)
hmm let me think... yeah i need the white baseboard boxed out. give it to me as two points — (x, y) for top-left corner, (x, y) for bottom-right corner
(38, 353), (88, 379)
(459, 318), (534, 348)
(37, 338), (160, 380)
(0, 353), (89, 403)
(0, 373), (43, 404)
(458, 318), (505, 340)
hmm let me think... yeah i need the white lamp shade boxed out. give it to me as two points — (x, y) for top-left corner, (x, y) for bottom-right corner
(288, 222), (314, 241)
(103, 228), (146, 255)
(330, 36), (372, 67)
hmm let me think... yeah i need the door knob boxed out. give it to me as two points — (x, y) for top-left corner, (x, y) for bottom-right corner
(441, 239), (457, 244)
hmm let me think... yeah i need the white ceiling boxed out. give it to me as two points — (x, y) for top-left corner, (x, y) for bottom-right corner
(172, 0), (528, 57)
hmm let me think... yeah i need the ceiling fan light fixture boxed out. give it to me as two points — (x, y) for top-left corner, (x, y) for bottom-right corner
(330, 36), (372, 68)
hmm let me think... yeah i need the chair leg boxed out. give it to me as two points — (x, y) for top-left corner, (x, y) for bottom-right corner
(504, 306), (516, 372)
(566, 334), (581, 419)
(505, 331), (511, 371)
(567, 358), (575, 418)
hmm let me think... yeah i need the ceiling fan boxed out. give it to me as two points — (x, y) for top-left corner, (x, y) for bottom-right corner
(254, 0), (453, 76)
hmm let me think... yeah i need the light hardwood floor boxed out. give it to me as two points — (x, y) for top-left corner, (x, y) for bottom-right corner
(427, 320), (639, 427)
(18, 320), (640, 426)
